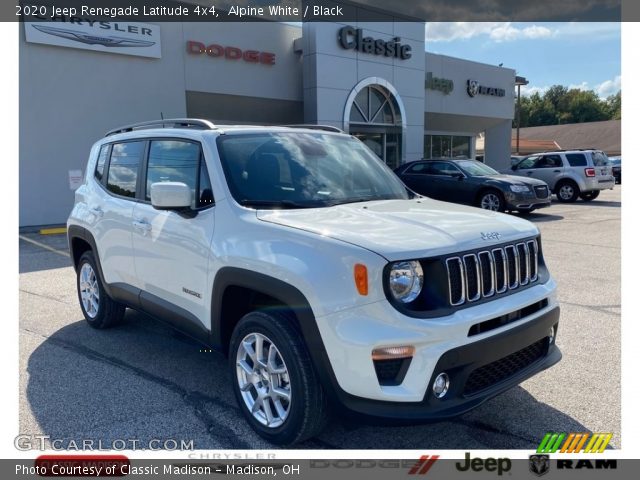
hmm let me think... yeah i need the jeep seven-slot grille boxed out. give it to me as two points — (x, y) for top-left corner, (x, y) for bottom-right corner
(445, 240), (539, 306)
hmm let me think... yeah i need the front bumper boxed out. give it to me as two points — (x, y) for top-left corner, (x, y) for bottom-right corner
(504, 191), (551, 211)
(325, 306), (561, 420)
(310, 278), (561, 419)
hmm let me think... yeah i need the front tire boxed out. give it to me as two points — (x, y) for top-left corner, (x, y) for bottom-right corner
(478, 190), (505, 212)
(580, 190), (600, 201)
(556, 180), (579, 203)
(76, 251), (125, 329)
(229, 311), (328, 445)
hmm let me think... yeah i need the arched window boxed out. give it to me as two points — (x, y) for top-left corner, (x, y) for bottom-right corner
(349, 85), (402, 126)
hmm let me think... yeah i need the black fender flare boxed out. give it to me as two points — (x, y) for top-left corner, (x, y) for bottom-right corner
(67, 225), (112, 298)
(211, 267), (342, 401)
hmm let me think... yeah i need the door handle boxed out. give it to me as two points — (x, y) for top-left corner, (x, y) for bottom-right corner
(553, 170), (561, 173)
(132, 219), (151, 234)
(90, 206), (104, 218)
(526, 171), (533, 175)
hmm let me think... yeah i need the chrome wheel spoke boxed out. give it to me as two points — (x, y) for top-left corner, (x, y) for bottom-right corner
(272, 386), (290, 401)
(237, 359), (254, 377)
(263, 398), (275, 426)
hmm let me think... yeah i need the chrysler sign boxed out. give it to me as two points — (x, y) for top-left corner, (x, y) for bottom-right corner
(24, 20), (161, 58)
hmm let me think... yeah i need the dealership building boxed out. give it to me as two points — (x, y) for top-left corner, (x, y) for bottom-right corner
(20, 12), (517, 227)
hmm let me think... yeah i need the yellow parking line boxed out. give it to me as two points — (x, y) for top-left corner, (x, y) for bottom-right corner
(19, 235), (69, 257)
(40, 227), (67, 235)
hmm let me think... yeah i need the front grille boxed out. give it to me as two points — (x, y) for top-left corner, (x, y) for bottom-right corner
(534, 185), (549, 199)
(445, 239), (539, 306)
(463, 337), (548, 395)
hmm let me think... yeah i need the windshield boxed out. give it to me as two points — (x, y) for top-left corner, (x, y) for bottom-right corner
(456, 160), (500, 176)
(216, 132), (410, 208)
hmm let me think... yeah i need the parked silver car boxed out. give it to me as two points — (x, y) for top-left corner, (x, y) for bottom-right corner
(508, 150), (615, 202)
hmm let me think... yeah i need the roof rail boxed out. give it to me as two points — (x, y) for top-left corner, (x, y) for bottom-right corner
(283, 124), (345, 133)
(105, 118), (217, 137)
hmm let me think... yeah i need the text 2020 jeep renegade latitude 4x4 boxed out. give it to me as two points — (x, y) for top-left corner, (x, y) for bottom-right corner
(68, 119), (561, 445)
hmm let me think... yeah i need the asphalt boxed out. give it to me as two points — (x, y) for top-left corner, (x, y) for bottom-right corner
(18, 187), (621, 451)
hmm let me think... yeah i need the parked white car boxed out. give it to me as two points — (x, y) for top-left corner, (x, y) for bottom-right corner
(68, 119), (561, 444)
(509, 149), (615, 202)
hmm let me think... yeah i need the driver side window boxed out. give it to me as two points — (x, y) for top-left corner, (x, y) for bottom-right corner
(517, 155), (540, 169)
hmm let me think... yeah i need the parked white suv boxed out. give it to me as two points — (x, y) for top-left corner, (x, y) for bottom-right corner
(68, 119), (561, 445)
(509, 149), (614, 202)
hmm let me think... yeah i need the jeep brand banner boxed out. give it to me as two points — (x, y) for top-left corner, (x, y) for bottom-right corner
(24, 20), (162, 58)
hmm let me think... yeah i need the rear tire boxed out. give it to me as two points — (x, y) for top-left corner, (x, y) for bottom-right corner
(556, 180), (579, 203)
(580, 190), (600, 201)
(76, 251), (125, 329)
(229, 310), (328, 445)
(478, 189), (505, 212)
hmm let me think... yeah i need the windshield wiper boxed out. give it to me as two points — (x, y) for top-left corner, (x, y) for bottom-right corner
(238, 199), (314, 209)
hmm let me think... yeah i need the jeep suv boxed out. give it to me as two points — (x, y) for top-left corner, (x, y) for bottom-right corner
(67, 119), (561, 445)
(509, 149), (614, 202)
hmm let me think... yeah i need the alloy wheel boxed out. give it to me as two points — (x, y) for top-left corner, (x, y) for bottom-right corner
(558, 185), (574, 200)
(480, 193), (501, 211)
(79, 263), (100, 318)
(235, 332), (292, 428)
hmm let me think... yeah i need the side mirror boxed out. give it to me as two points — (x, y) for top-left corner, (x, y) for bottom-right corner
(150, 182), (191, 210)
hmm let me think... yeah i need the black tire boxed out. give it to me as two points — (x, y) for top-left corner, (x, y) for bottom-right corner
(555, 180), (579, 203)
(229, 310), (328, 445)
(580, 190), (600, 201)
(76, 251), (125, 329)
(477, 189), (505, 212)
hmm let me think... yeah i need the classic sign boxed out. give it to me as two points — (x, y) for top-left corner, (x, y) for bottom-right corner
(338, 26), (411, 59)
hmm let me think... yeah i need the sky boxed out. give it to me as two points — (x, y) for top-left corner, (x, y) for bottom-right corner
(425, 22), (621, 99)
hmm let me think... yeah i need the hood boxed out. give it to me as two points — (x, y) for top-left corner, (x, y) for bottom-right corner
(484, 174), (548, 187)
(257, 198), (539, 261)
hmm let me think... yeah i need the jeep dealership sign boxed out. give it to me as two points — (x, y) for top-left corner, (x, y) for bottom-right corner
(24, 20), (161, 58)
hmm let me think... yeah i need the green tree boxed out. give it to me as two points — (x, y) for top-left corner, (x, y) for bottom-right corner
(515, 84), (621, 127)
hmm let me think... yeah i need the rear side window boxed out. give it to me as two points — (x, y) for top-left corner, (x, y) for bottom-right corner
(407, 163), (428, 174)
(145, 140), (213, 209)
(94, 145), (110, 182)
(107, 141), (145, 198)
(566, 153), (587, 167)
(592, 151), (609, 166)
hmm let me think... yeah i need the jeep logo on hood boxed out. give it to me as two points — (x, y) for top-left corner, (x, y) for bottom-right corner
(481, 232), (502, 241)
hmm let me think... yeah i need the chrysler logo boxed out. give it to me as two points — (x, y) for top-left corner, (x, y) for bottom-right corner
(32, 25), (156, 48)
(481, 232), (502, 241)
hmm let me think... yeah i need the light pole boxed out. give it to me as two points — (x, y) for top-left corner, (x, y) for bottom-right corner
(515, 75), (529, 155)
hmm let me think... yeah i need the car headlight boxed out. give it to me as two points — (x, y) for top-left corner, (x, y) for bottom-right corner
(389, 261), (424, 303)
(510, 185), (530, 193)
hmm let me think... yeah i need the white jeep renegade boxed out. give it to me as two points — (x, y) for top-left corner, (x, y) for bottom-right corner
(67, 119), (561, 445)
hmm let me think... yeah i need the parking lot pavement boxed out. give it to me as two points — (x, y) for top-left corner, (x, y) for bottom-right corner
(19, 188), (620, 450)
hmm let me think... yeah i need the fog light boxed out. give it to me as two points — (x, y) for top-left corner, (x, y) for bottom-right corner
(548, 326), (555, 344)
(432, 372), (450, 398)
